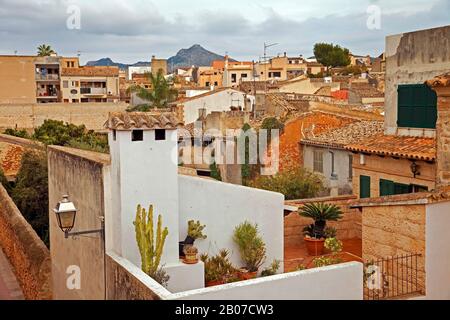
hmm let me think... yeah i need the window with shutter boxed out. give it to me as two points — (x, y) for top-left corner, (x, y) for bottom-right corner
(360, 175), (371, 199)
(397, 84), (437, 129)
(379, 179), (394, 196)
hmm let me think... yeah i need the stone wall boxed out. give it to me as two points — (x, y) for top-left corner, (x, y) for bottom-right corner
(284, 195), (361, 248)
(361, 203), (426, 292)
(434, 86), (450, 186)
(0, 184), (52, 299)
(0, 102), (128, 131)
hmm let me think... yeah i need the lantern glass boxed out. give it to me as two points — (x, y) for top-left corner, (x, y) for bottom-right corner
(56, 210), (76, 232)
(54, 195), (77, 233)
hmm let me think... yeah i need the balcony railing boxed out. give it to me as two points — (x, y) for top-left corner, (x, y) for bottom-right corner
(80, 87), (107, 95)
(36, 73), (59, 81)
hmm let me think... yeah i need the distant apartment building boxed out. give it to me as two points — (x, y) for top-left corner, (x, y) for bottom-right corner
(61, 66), (120, 103)
(197, 67), (223, 88)
(223, 58), (254, 87)
(0, 55), (62, 104)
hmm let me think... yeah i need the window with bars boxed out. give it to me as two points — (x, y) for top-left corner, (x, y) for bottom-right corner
(313, 150), (323, 173)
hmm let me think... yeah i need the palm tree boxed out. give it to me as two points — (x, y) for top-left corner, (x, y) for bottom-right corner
(37, 44), (56, 57)
(127, 70), (178, 111)
(299, 203), (343, 239)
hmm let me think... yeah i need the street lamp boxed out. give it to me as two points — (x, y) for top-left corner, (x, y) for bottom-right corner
(53, 195), (104, 239)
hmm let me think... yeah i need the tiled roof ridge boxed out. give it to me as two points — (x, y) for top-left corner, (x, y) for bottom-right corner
(105, 112), (183, 130)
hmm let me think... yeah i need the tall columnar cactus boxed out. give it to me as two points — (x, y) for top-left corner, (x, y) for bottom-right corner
(133, 204), (169, 276)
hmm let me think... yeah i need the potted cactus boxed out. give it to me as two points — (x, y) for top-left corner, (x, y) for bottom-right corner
(201, 249), (237, 287)
(233, 221), (266, 280)
(183, 245), (199, 264)
(179, 220), (207, 257)
(299, 203), (343, 256)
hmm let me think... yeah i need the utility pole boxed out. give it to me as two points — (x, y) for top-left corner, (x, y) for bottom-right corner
(263, 42), (278, 114)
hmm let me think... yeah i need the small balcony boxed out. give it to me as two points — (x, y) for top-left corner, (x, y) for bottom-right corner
(35, 73), (60, 81)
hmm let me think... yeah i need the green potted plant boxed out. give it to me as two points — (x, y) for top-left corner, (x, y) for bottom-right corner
(183, 245), (199, 264)
(311, 237), (343, 268)
(260, 260), (280, 277)
(299, 203), (343, 256)
(201, 249), (237, 287)
(233, 221), (266, 280)
(179, 220), (207, 257)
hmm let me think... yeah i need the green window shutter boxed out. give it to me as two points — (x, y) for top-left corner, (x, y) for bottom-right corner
(380, 179), (394, 196)
(397, 84), (437, 129)
(394, 182), (411, 195)
(360, 175), (371, 199)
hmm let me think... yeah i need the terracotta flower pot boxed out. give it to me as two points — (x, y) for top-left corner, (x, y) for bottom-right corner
(238, 268), (258, 280)
(183, 253), (198, 264)
(304, 237), (325, 256)
(205, 279), (225, 287)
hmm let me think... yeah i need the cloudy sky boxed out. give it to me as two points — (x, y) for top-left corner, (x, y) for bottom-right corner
(0, 0), (449, 64)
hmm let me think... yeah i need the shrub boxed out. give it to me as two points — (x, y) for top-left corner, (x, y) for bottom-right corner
(233, 221), (266, 272)
(3, 128), (30, 139)
(209, 162), (222, 181)
(249, 167), (324, 200)
(32, 119), (108, 153)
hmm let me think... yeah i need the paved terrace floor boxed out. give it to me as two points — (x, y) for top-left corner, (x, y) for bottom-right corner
(0, 248), (24, 300)
(284, 238), (362, 272)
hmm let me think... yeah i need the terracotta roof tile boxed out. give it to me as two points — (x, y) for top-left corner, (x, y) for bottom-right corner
(301, 120), (384, 148)
(105, 112), (183, 130)
(426, 72), (450, 88)
(0, 143), (24, 177)
(345, 134), (436, 161)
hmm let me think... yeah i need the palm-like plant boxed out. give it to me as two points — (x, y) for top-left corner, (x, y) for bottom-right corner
(37, 44), (56, 57)
(299, 203), (343, 239)
(127, 70), (178, 110)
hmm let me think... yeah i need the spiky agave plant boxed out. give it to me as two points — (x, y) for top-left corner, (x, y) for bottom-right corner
(298, 203), (343, 239)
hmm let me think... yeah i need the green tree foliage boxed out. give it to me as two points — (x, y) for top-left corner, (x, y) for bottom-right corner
(3, 128), (30, 139)
(127, 70), (178, 110)
(210, 162), (222, 181)
(37, 44), (56, 57)
(11, 151), (49, 246)
(240, 123), (253, 185)
(261, 117), (284, 142)
(249, 167), (324, 200)
(313, 43), (351, 68)
(32, 119), (108, 153)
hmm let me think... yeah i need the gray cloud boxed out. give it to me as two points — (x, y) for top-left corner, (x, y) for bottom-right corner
(0, 0), (449, 64)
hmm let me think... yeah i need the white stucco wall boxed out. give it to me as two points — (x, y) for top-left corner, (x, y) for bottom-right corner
(170, 262), (363, 300)
(183, 89), (255, 124)
(303, 145), (353, 194)
(178, 175), (284, 271)
(109, 129), (180, 267)
(425, 201), (450, 300)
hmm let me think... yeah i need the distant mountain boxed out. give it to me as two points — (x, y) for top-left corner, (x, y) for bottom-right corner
(85, 57), (135, 70)
(85, 44), (234, 71)
(167, 44), (233, 70)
